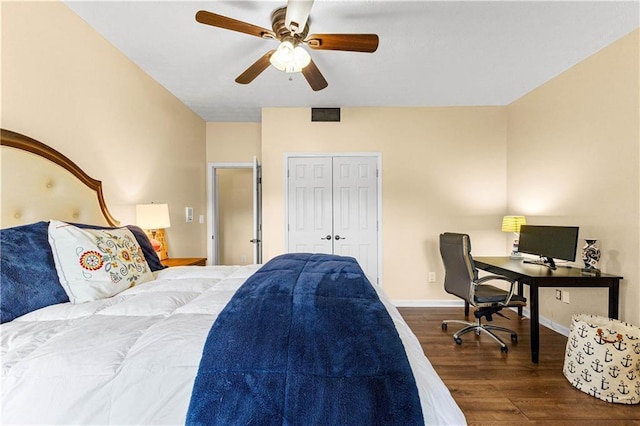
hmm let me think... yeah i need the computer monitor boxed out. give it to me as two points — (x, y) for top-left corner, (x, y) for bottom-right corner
(518, 225), (579, 269)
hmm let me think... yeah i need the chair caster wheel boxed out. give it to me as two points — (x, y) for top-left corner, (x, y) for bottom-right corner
(441, 323), (448, 331)
(454, 337), (462, 345)
(511, 333), (518, 343)
(501, 346), (508, 353)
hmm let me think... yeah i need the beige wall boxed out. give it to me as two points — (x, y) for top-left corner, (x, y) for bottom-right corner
(206, 122), (261, 163)
(1, 1), (207, 257)
(261, 107), (509, 300)
(217, 168), (254, 265)
(507, 29), (640, 325)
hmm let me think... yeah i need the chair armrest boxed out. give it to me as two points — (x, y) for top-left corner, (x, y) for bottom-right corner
(476, 275), (517, 305)
(477, 275), (514, 285)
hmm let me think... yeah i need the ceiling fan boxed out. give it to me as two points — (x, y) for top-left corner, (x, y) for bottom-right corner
(195, 0), (379, 91)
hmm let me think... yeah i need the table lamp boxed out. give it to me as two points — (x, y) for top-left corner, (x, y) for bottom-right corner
(136, 203), (171, 260)
(501, 215), (526, 259)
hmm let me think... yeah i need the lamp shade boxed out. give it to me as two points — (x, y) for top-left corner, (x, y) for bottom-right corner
(501, 215), (526, 233)
(136, 204), (171, 229)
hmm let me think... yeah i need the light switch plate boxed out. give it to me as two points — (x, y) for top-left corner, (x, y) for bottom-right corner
(185, 207), (193, 223)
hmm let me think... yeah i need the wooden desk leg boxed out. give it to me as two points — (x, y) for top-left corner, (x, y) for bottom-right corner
(517, 280), (524, 317)
(530, 282), (540, 363)
(608, 279), (620, 319)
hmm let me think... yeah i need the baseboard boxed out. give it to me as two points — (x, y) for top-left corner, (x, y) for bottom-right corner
(391, 300), (571, 337)
(391, 299), (466, 308)
(514, 307), (570, 337)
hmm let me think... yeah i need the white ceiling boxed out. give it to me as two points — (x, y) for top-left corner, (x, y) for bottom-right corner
(64, 1), (639, 122)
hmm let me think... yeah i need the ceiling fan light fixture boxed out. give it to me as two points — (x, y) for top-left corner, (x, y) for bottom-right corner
(293, 45), (311, 69)
(195, 4), (378, 91)
(270, 41), (311, 73)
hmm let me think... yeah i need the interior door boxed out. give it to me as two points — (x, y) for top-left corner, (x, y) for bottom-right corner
(208, 159), (262, 265)
(287, 157), (333, 253)
(332, 156), (378, 278)
(287, 156), (379, 282)
(252, 156), (262, 264)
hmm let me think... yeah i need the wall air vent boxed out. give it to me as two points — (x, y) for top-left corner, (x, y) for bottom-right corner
(311, 108), (341, 122)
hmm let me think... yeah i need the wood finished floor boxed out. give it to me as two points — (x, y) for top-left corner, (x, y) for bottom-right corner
(398, 307), (640, 425)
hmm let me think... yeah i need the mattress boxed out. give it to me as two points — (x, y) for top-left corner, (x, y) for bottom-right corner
(1, 264), (465, 425)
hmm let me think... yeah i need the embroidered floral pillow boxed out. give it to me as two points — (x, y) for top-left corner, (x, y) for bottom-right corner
(48, 220), (154, 303)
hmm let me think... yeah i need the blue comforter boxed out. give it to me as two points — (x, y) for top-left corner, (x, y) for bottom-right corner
(186, 253), (424, 425)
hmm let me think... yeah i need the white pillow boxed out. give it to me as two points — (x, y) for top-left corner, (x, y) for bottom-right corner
(48, 220), (154, 303)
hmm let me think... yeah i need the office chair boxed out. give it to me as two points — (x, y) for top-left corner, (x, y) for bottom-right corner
(439, 232), (527, 353)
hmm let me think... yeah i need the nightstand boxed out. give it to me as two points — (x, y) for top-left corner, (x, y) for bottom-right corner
(161, 257), (207, 267)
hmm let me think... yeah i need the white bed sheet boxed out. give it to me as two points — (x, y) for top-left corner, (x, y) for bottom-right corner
(1, 265), (465, 425)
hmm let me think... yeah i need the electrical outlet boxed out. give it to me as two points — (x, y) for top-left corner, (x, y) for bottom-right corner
(428, 272), (436, 283)
(555, 289), (562, 300)
(562, 290), (570, 304)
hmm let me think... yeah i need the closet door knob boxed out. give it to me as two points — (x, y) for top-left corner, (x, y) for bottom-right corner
(321, 235), (332, 240)
(334, 235), (345, 240)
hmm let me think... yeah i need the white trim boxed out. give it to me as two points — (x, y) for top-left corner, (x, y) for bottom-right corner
(283, 152), (383, 287)
(389, 301), (571, 337)
(392, 299), (466, 308)
(516, 307), (571, 337)
(209, 162), (254, 169)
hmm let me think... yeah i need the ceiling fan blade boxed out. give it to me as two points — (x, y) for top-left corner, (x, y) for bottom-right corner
(235, 50), (276, 84)
(196, 10), (275, 39)
(285, 0), (314, 35)
(306, 34), (379, 53)
(302, 59), (328, 91)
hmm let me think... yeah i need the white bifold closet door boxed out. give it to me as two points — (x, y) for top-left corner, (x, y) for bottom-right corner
(287, 156), (379, 283)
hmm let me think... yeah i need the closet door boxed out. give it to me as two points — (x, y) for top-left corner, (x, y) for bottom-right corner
(287, 157), (333, 254)
(332, 156), (378, 279)
(287, 156), (379, 283)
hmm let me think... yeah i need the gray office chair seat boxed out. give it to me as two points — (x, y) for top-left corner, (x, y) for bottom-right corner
(439, 232), (527, 353)
(475, 284), (526, 304)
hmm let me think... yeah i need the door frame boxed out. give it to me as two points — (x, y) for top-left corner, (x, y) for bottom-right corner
(207, 160), (261, 265)
(283, 152), (383, 286)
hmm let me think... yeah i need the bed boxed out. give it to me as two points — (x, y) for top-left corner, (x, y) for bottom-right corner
(0, 129), (466, 425)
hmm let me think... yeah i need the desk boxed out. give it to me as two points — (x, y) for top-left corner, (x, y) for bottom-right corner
(473, 257), (622, 363)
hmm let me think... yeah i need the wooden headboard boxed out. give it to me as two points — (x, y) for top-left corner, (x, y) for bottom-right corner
(1, 129), (119, 229)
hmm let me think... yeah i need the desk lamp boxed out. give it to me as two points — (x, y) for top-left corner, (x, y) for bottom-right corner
(501, 215), (526, 259)
(136, 203), (171, 260)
